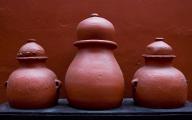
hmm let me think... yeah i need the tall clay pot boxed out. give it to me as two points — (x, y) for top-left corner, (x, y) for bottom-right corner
(65, 13), (124, 109)
(131, 38), (188, 108)
(6, 39), (61, 109)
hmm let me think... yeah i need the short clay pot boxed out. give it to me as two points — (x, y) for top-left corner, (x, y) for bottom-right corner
(65, 13), (125, 109)
(131, 38), (188, 108)
(6, 39), (61, 109)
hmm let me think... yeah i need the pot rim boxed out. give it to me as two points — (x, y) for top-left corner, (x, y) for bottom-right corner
(16, 56), (48, 60)
(142, 54), (176, 58)
(73, 40), (118, 49)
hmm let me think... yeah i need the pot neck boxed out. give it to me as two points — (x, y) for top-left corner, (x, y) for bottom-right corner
(77, 46), (114, 51)
(76, 46), (115, 57)
(18, 60), (47, 68)
(144, 57), (174, 67)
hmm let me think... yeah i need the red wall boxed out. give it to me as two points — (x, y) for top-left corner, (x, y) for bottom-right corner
(1, 0), (192, 103)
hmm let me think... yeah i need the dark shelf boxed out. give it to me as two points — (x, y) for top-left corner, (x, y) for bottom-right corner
(0, 98), (192, 120)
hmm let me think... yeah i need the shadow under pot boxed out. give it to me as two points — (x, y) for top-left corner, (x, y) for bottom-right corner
(65, 13), (124, 110)
(131, 38), (188, 108)
(5, 39), (61, 109)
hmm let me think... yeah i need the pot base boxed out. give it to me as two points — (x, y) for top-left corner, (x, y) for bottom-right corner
(134, 100), (186, 109)
(68, 100), (122, 110)
(9, 100), (58, 109)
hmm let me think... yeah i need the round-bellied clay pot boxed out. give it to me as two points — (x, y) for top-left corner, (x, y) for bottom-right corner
(131, 38), (188, 108)
(65, 13), (124, 109)
(6, 39), (61, 109)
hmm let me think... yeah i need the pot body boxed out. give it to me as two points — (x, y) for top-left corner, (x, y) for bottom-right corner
(132, 65), (187, 108)
(65, 47), (124, 109)
(7, 66), (59, 109)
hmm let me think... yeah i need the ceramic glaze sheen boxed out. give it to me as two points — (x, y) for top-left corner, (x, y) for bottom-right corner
(132, 38), (187, 108)
(65, 14), (124, 109)
(6, 39), (61, 109)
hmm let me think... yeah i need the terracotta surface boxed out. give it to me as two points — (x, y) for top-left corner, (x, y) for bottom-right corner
(132, 38), (187, 108)
(6, 39), (61, 108)
(0, 0), (192, 103)
(65, 14), (124, 109)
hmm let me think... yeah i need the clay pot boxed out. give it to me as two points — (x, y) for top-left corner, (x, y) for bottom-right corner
(131, 38), (188, 108)
(5, 39), (61, 109)
(65, 13), (124, 109)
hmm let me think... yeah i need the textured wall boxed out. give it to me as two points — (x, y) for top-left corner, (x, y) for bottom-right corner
(0, 0), (192, 103)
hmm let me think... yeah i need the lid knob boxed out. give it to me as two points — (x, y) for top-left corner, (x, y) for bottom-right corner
(90, 13), (99, 17)
(27, 38), (37, 42)
(155, 37), (164, 41)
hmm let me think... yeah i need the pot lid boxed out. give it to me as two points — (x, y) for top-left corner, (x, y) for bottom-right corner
(143, 38), (176, 58)
(76, 13), (115, 41)
(16, 39), (48, 60)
